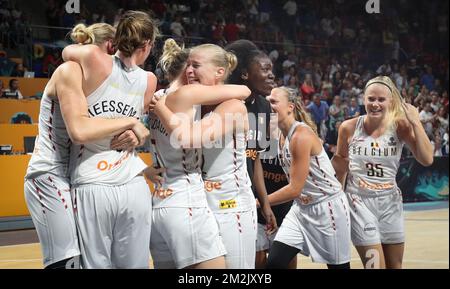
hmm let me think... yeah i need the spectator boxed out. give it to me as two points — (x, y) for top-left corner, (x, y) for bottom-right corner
(282, 0), (297, 40)
(45, 0), (60, 39)
(282, 53), (296, 70)
(325, 120), (342, 158)
(2, 78), (23, 99)
(441, 91), (449, 109)
(150, 0), (167, 18)
(283, 65), (296, 86)
(339, 80), (352, 101)
(434, 78), (444, 95)
(421, 66), (435, 92)
(42, 49), (62, 77)
(376, 60), (393, 76)
(224, 16), (239, 43)
(347, 97), (361, 119)
(248, 0), (259, 23)
(312, 63), (323, 89)
(437, 106), (449, 136)
(332, 70), (343, 96)
(307, 93), (329, 139)
(430, 92), (442, 113)
(414, 85), (430, 106)
(431, 133), (444, 157)
(0, 79), (5, 95)
(259, 0), (271, 24)
(395, 66), (408, 90)
(351, 78), (364, 101)
(170, 14), (186, 39)
(320, 74), (334, 102)
(328, 95), (346, 131)
(275, 77), (284, 87)
(10, 62), (27, 77)
(300, 73), (316, 100)
(419, 102), (437, 137)
(0, 51), (15, 76)
(407, 58), (421, 79)
(286, 75), (299, 94)
(443, 128), (449, 156)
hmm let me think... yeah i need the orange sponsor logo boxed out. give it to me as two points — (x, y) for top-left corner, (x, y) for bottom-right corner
(152, 188), (174, 199)
(359, 179), (394, 190)
(246, 149), (258, 161)
(97, 152), (130, 171)
(204, 180), (222, 192)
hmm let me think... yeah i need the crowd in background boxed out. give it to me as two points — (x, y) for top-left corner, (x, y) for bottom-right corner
(0, 0), (448, 156)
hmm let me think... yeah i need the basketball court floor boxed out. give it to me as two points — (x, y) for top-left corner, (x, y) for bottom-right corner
(0, 202), (448, 269)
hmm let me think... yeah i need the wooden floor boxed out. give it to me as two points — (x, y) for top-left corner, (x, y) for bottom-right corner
(0, 208), (448, 269)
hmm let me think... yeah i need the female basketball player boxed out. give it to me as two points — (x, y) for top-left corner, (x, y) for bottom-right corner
(265, 87), (351, 269)
(185, 43), (256, 268)
(332, 76), (434, 269)
(60, 11), (159, 268)
(149, 39), (251, 269)
(24, 23), (148, 269)
(225, 40), (287, 268)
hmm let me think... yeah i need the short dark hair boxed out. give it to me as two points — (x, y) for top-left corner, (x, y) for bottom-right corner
(9, 79), (18, 87)
(225, 39), (268, 85)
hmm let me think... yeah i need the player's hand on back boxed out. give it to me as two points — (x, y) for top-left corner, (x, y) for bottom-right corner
(144, 166), (166, 187)
(149, 94), (166, 113)
(110, 129), (140, 151)
(132, 121), (150, 146)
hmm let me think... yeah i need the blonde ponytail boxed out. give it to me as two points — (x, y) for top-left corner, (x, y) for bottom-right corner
(191, 44), (238, 81)
(71, 23), (95, 44)
(279, 87), (318, 135)
(70, 23), (115, 46)
(225, 51), (238, 73)
(159, 38), (189, 82)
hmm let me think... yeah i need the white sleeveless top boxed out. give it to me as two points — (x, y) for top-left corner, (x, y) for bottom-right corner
(202, 112), (254, 213)
(25, 91), (71, 179)
(346, 116), (404, 196)
(280, 121), (342, 206)
(148, 89), (207, 208)
(70, 55), (148, 186)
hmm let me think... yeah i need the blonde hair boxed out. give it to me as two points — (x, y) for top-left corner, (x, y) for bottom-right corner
(113, 10), (160, 57)
(278, 87), (318, 135)
(70, 23), (115, 45)
(190, 44), (238, 81)
(364, 76), (405, 129)
(159, 38), (189, 82)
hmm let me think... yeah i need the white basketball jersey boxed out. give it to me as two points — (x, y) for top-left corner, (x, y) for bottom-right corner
(346, 116), (404, 196)
(26, 91), (71, 179)
(148, 89), (207, 208)
(70, 56), (148, 186)
(280, 121), (342, 205)
(202, 118), (254, 213)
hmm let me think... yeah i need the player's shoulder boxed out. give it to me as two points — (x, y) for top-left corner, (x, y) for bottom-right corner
(221, 98), (247, 113)
(54, 61), (82, 79)
(341, 117), (359, 133)
(292, 124), (316, 143)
